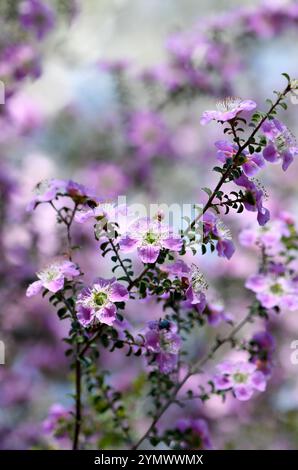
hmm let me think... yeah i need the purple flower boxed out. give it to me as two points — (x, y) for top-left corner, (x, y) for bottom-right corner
(141, 63), (186, 92)
(203, 212), (235, 259)
(176, 418), (212, 450)
(19, 0), (55, 40)
(75, 202), (124, 225)
(204, 301), (233, 326)
(80, 162), (129, 199)
(76, 277), (129, 327)
(119, 217), (183, 264)
(27, 178), (95, 211)
(7, 44), (41, 82)
(261, 119), (298, 171)
(98, 59), (130, 74)
(186, 286), (207, 311)
(213, 360), (267, 401)
(239, 215), (291, 256)
(127, 111), (172, 158)
(235, 174), (270, 226)
(245, 274), (298, 311)
(27, 179), (63, 211)
(161, 259), (191, 278)
(215, 140), (264, 176)
(200, 97), (256, 125)
(249, 331), (275, 376)
(26, 260), (80, 296)
(145, 319), (181, 374)
(43, 403), (71, 436)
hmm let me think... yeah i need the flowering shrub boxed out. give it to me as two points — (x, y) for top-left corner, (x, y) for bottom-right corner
(25, 73), (298, 450)
(2, 0), (298, 452)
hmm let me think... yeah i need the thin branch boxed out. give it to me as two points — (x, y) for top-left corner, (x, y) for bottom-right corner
(108, 237), (133, 284)
(131, 310), (253, 449)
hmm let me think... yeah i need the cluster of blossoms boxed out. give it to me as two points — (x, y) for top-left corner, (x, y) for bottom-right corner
(140, 3), (298, 96)
(23, 73), (298, 451)
(0, 1), (76, 107)
(3, 0), (298, 453)
(241, 212), (298, 312)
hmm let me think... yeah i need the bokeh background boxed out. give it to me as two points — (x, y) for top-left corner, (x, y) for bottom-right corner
(1, 0), (298, 449)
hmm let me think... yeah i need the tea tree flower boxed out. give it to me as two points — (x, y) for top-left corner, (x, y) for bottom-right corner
(215, 140), (264, 177)
(235, 175), (270, 226)
(203, 300), (233, 326)
(249, 331), (275, 376)
(26, 261), (80, 297)
(127, 111), (172, 158)
(245, 274), (298, 311)
(19, 0), (55, 40)
(43, 403), (71, 435)
(200, 97), (256, 125)
(175, 418), (212, 450)
(76, 277), (129, 327)
(119, 217), (183, 264)
(213, 360), (267, 401)
(203, 212), (235, 259)
(261, 119), (298, 171)
(185, 264), (208, 313)
(145, 319), (181, 374)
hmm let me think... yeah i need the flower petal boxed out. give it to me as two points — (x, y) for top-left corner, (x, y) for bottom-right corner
(26, 280), (43, 297)
(138, 245), (160, 263)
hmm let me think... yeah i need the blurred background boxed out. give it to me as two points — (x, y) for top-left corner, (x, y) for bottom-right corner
(1, 0), (298, 449)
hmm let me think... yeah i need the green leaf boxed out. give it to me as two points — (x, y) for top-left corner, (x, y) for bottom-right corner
(201, 187), (212, 197)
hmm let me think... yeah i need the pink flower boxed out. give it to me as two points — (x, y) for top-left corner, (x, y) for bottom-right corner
(27, 178), (94, 211)
(249, 331), (275, 376)
(127, 111), (172, 158)
(145, 319), (181, 374)
(204, 301), (233, 326)
(261, 119), (298, 171)
(76, 277), (129, 327)
(235, 174), (270, 226)
(43, 403), (71, 435)
(26, 261), (80, 296)
(19, 0), (55, 40)
(176, 418), (212, 449)
(215, 140), (264, 177)
(119, 217), (183, 264)
(203, 211), (235, 259)
(200, 97), (256, 125)
(213, 360), (267, 401)
(245, 274), (298, 311)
